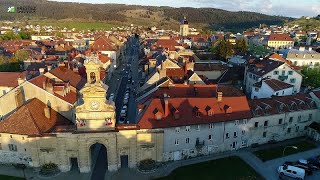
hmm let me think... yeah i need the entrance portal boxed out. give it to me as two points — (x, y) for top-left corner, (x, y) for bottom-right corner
(120, 155), (129, 168)
(90, 143), (108, 180)
(70, 158), (79, 172)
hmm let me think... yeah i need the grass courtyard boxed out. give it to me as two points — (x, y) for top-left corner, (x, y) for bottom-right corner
(0, 175), (25, 180)
(156, 156), (262, 180)
(253, 141), (317, 162)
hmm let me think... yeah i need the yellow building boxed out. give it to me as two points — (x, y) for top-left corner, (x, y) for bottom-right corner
(267, 34), (294, 49)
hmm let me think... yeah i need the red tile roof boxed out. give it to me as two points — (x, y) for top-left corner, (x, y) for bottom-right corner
(264, 79), (293, 91)
(269, 34), (293, 41)
(166, 68), (185, 78)
(269, 53), (286, 62)
(138, 96), (251, 129)
(99, 54), (112, 63)
(249, 94), (317, 117)
(0, 71), (27, 87)
(49, 66), (86, 90)
(91, 36), (118, 51)
(0, 98), (74, 136)
(29, 75), (77, 104)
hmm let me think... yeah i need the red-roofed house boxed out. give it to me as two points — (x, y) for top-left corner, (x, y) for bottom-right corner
(0, 72), (27, 96)
(268, 34), (294, 49)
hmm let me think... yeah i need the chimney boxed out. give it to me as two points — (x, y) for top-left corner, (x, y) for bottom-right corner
(42, 80), (47, 89)
(217, 91), (223, 102)
(47, 65), (52, 71)
(44, 105), (51, 119)
(39, 68), (45, 74)
(17, 77), (24, 85)
(164, 99), (169, 117)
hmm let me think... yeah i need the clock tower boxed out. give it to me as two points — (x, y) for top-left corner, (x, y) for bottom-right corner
(75, 54), (116, 131)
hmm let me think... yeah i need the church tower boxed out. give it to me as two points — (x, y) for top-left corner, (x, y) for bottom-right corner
(75, 54), (116, 131)
(180, 16), (189, 36)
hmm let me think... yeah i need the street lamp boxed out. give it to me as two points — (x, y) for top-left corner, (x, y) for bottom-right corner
(282, 146), (298, 157)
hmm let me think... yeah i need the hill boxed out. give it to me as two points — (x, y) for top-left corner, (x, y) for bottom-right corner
(0, 0), (291, 32)
(285, 16), (320, 31)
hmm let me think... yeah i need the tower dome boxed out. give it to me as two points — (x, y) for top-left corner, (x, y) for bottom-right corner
(182, 16), (188, 25)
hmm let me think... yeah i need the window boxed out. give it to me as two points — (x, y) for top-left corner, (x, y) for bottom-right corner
(209, 123), (214, 129)
(234, 132), (237, 138)
(226, 133), (230, 139)
(208, 135), (212, 140)
(249, 74), (252, 78)
(22, 137), (24, 140)
(289, 117), (293, 123)
(10, 135), (12, 138)
(254, 122), (259, 128)
(309, 114), (312, 121)
(296, 126), (299, 132)
(288, 71), (293, 75)
(273, 71), (279, 75)
(8, 144), (17, 151)
(186, 138), (190, 144)
(263, 132), (267, 137)
(174, 139), (179, 145)
(264, 121), (268, 127)
(196, 112), (201, 117)
(304, 126), (308, 130)
(235, 120), (239, 125)
(290, 78), (296, 83)
(254, 87), (259, 92)
(287, 128), (291, 133)
(278, 119), (283, 124)
(298, 115), (301, 122)
(0, 143), (2, 150)
(186, 126), (190, 131)
(242, 130), (245, 135)
(243, 119), (247, 124)
(196, 125), (201, 131)
(175, 127), (180, 133)
(282, 70), (285, 75)
(276, 92), (279, 96)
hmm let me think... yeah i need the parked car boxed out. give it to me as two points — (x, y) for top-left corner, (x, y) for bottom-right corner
(293, 164), (313, 175)
(283, 161), (295, 166)
(123, 97), (129, 104)
(109, 93), (115, 101)
(119, 117), (126, 123)
(308, 157), (320, 168)
(298, 159), (319, 170)
(120, 105), (127, 117)
(278, 165), (305, 180)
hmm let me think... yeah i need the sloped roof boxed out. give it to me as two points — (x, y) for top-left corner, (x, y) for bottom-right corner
(49, 66), (86, 90)
(0, 71), (27, 88)
(269, 34), (293, 41)
(0, 98), (74, 136)
(264, 79), (293, 91)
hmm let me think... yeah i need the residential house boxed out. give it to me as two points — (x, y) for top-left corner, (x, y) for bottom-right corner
(251, 78), (294, 99)
(244, 58), (302, 95)
(0, 72), (27, 97)
(282, 46), (320, 67)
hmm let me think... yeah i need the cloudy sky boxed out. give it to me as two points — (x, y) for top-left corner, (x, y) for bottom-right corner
(51, 0), (320, 18)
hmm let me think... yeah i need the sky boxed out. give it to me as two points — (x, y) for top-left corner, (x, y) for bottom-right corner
(51, 0), (320, 18)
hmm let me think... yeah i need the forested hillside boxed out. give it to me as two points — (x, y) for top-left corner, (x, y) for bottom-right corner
(0, 0), (291, 31)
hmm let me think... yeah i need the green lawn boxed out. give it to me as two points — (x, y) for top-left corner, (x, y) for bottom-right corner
(254, 141), (317, 162)
(0, 175), (25, 180)
(156, 156), (262, 180)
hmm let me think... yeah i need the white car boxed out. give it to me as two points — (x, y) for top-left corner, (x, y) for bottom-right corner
(109, 93), (114, 100)
(278, 165), (305, 180)
(120, 105), (127, 117)
(123, 97), (129, 104)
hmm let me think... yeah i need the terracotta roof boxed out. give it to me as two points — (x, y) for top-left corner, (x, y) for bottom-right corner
(264, 79), (293, 91)
(0, 98), (74, 136)
(29, 75), (77, 104)
(194, 63), (228, 71)
(138, 95), (251, 129)
(99, 54), (112, 63)
(248, 59), (284, 77)
(249, 94), (317, 117)
(0, 71), (27, 87)
(269, 53), (286, 62)
(91, 36), (118, 51)
(49, 66), (86, 90)
(269, 34), (293, 41)
(166, 68), (185, 78)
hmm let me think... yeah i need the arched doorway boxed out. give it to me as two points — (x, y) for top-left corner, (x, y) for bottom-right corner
(90, 143), (108, 180)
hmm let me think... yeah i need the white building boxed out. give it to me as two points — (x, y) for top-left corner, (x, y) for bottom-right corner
(244, 59), (302, 96)
(251, 79), (294, 99)
(281, 47), (320, 67)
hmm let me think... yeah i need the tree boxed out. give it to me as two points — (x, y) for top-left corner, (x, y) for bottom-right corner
(212, 40), (233, 61)
(301, 66), (320, 88)
(15, 50), (30, 62)
(18, 31), (31, 39)
(235, 38), (248, 54)
(0, 31), (21, 40)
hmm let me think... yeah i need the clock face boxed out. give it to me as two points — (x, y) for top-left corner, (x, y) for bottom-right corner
(91, 101), (100, 110)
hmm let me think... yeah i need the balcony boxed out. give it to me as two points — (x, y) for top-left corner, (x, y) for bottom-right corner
(278, 75), (288, 81)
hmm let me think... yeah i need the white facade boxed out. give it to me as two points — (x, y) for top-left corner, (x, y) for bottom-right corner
(251, 80), (294, 99)
(245, 63), (302, 95)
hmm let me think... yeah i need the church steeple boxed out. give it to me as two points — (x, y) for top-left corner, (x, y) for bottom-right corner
(180, 16), (189, 36)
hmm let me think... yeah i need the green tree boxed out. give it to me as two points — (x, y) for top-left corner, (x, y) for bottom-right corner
(18, 31), (31, 40)
(56, 32), (65, 38)
(212, 40), (233, 61)
(15, 50), (30, 62)
(235, 38), (248, 54)
(0, 31), (21, 40)
(301, 66), (320, 88)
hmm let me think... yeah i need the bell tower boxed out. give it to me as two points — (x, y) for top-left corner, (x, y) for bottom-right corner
(75, 54), (116, 131)
(180, 16), (189, 36)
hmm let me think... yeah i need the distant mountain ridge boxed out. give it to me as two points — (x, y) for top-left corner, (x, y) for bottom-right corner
(0, 0), (291, 31)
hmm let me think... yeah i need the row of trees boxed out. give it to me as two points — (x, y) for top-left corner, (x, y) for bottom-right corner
(211, 38), (248, 60)
(301, 67), (320, 88)
(0, 31), (31, 40)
